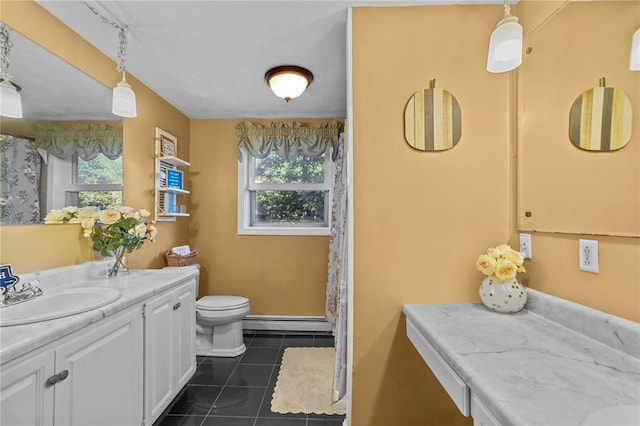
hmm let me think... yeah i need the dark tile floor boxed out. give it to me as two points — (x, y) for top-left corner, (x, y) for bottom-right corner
(153, 331), (345, 426)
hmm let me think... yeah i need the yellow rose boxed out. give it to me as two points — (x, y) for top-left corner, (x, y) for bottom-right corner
(44, 209), (64, 223)
(148, 225), (158, 241)
(78, 207), (95, 219)
(62, 206), (78, 215)
(476, 254), (497, 276)
(80, 218), (95, 238)
(139, 209), (151, 218)
(502, 247), (524, 266)
(487, 247), (501, 259)
(134, 223), (147, 238)
(494, 259), (517, 281)
(99, 209), (121, 224)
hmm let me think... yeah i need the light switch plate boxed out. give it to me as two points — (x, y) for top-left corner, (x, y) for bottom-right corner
(519, 233), (532, 259)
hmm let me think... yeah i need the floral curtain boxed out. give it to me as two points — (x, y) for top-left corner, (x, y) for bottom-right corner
(235, 121), (341, 161)
(34, 122), (123, 161)
(326, 134), (348, 403)
(0, 135), (42, 224)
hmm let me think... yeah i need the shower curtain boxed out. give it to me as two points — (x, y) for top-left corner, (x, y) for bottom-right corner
(326, 134), (348, 403)
(0, 135), (42, 224)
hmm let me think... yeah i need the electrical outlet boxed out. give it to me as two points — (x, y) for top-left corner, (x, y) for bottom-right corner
(579, 239), (599, 273)
(519, 233), (532, 259)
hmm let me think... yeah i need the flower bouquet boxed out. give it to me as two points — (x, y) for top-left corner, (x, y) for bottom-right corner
(475, 243), (525, 282)
(45, 206), (157, 276)
(475, 244), (527, 313)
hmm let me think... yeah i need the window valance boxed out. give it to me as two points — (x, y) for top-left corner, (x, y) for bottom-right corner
(34, 122), (123, 161)
(236, 121), (342, 161)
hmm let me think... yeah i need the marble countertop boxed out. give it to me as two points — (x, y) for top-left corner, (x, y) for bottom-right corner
(1, 262), (200, 365)
(403, 289), (640, 426)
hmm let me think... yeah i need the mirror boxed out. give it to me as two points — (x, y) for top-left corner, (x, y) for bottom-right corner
(0, 26), (123, 225)
(517, 1), (639, 237)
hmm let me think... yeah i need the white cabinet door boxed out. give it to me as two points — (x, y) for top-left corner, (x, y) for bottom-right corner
(144, 278), (197, 425)
(144, 287), (177, 423)
(53, 307), (143, 426)
(0, 350), (55, 426)
(174, 280), (196, 389)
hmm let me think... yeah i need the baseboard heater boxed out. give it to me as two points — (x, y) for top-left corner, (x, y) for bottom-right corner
(243, 315), (333, 332)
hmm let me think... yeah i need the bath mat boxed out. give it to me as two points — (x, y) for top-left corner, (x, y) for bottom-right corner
(271, 347), (346, 415)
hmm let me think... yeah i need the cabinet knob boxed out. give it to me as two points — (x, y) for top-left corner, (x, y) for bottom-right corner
(173, 302), (181, 310)
(45, 369), (70, 387)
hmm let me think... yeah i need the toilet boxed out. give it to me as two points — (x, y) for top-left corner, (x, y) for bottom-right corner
(195, 295), (250, 357)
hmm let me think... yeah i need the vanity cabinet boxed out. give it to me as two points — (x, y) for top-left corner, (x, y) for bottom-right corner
(154, 127), (190, 222)
(0, 306), (143, 426)
(144, 278), (197, 424)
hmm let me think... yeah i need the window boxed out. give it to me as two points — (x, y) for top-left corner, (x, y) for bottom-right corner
(238, 148), (333, 235)
(45, 153), (122, 212)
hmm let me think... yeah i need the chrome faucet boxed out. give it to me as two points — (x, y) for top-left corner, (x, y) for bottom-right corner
(1, 280), (43, 308)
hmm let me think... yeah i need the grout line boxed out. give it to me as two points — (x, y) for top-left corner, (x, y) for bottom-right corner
(252, 334), (284, 426)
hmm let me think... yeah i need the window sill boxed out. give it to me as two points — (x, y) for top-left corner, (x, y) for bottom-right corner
(237, 225), (330, 236)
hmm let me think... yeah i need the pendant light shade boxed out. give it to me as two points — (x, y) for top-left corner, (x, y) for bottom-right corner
(631, 28), (640, 71)
(265, 66), (313, 102)
(0, 81), (22, 119)
(112, 72), (137, 118)
(487, 2), (523, 73)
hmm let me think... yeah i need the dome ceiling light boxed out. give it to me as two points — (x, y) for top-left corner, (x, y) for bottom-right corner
(265, 66), (313, 102)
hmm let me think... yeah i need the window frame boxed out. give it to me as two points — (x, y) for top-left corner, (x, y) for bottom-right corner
(237, 148), (333, 236)
(46, 153), (123, 211)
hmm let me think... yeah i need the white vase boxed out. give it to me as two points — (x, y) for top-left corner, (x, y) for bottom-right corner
(479, 276), (527, 313)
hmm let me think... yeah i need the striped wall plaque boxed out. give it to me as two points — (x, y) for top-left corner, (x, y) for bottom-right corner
(404, 86), (461, 151)
(569, 85), (632, 151)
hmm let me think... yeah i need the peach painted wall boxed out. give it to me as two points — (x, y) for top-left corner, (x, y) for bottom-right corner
(516, 0), (640, 323)
(351, 5), (513, 425)
(189, 119), (341, 315)
(0, 1), (190, 274)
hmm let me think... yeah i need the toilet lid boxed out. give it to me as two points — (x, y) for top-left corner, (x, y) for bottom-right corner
(197, 295), (249, 311)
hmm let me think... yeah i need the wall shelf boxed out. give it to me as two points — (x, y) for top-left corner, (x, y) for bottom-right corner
(154, 128), (190, 222)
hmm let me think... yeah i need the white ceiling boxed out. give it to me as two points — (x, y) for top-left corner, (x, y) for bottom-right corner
(31, 0), (505, 120)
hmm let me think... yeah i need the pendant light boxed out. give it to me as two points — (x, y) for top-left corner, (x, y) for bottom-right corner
(486, 0), (523, 73)
(111, 26), (137, 117)
(83, 1), (137, 117)
(0, 24), (23, 118)
(631, 28), (640, 71)
(265, 66), (313, 102)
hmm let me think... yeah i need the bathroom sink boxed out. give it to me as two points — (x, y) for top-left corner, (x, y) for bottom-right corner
(0, 287), (121, 327)
(581, 405), (640, 426)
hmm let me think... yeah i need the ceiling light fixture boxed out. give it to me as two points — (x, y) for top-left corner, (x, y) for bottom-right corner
(265, 66), (313, 102)
(0, 23), (23, 119)
(83, 1), (137, 117)
(631, 28), (640, 71)
(486, 0), (523, 73)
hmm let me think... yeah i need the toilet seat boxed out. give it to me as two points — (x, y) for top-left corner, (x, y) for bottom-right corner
(197, 295), (249, 311)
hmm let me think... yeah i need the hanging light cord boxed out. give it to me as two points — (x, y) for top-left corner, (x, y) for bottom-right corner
(81, 1), (129, 73)
(498, 0), (518, 25)
(0, 23), (13, 82)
